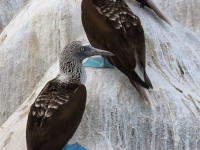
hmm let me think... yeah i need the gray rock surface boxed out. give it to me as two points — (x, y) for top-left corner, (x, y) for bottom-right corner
(0, 0), (28, 33)
(0, 0), (86, 124)
(1, 0), (199, 34)
(0, 0), (200, 149)
(153, 0), (200, 33)
(0, 0), (199, 125)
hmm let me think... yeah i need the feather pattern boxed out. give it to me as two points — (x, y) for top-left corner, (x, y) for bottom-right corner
(26, 80), (86, 150)
(32, 80), (72, 121)
(82, 0), (153, 103)
(26, 41), (88, 150)
(93, 0), (140, 39)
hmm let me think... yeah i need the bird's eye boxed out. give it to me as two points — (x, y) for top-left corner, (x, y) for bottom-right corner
(80, 47), (84, 51)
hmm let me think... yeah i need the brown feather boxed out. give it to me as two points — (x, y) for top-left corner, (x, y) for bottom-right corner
(26, 79), (86, 150)
(81, 0), (153, 96)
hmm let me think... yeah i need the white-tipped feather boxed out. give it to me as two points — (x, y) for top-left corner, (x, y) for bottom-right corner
(134, 55), (144, 81)
(133, 82), (152, 105)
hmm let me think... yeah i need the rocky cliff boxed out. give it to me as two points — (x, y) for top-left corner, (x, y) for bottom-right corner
(0, 0), (199, 124)
(0, 0), (28, 33)
(0, 0), (86, 124)
(153, 0), (200, 33)
(0, 0), (200, 149)
(1, 0), (199, 34)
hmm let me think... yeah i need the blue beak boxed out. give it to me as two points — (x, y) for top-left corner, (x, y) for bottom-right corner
(82, 45), (114, 57)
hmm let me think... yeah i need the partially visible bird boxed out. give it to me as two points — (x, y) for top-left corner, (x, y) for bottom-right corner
(135, 0), (171, 25)
(81, 0), (158, 102)
(26, 41), (113, 150)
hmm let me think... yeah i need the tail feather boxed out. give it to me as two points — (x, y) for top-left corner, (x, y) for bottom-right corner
(144, 71), (153, 89)
(128, 56), (153, 89)
(130, 80), (152, 105)
(126, 70), (150, 89)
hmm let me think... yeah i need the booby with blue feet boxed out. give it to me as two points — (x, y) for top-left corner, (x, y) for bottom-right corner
(26, 41), (113, 150)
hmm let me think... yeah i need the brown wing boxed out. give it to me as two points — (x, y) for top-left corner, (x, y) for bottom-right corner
(96, 0), (142, 40)
(83, 0), (152, 88)
(91, 0), (145, 67)
(26, 79), (86, 150)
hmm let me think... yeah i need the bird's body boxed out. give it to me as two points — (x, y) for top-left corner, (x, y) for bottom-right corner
(26, 81), (86, 150)
(81, 0), (153, 97)
(26, 41), (113, 150)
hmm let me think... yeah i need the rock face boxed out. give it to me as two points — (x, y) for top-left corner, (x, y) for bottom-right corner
(153, 0), (200, 33)
(0, 0), (27, 33)
(0, 0), (86, 124)
(0, 0), (200, 34)
(0, 0), (199, 125)
(0, 0), (200, 150)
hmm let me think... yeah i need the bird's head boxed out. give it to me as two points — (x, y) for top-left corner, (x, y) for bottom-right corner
(61, 41), (114, 62)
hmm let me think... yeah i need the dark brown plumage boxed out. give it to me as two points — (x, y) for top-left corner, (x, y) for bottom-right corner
(81, 0), (153, 101)
(26, 81), (86, 150)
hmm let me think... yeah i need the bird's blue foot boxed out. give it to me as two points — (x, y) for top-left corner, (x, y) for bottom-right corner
(62, 143), (87, 150)
(83, 56), (113, 68)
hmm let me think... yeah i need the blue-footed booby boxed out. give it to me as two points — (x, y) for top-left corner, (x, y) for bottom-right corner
(81, 0), (169, 102)
(26, 41), (113, 150)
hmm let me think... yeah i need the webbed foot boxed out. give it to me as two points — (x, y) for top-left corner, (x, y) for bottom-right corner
(83, 56), (114, 68)
(62, 143), (87, 150)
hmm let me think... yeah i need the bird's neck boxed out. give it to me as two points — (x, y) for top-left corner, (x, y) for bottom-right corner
(57, 57), (85, 84)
